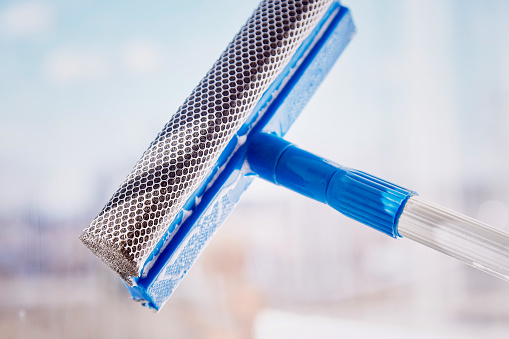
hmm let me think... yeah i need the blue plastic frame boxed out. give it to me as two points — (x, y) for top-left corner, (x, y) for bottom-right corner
(126, 2), (355, 310)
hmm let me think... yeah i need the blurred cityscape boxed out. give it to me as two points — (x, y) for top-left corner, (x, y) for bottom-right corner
(1, 0), (509, 338)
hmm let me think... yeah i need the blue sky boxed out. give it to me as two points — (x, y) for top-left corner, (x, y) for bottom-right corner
(0, 0), (262, 217)
(1, 0), (508, 228)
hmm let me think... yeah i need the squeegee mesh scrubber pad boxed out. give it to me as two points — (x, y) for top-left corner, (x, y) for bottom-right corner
(80, 0), (333, 280)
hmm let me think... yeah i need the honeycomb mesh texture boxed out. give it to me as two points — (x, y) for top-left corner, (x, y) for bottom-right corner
(80, 0), (332, 280)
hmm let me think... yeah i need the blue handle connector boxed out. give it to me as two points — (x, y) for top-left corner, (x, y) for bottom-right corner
(247, 133), (417, 237)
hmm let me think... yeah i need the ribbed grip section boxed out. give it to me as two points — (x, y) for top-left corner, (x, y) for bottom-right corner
(398, 196), (509, 282)
(326, 169), (416, 237)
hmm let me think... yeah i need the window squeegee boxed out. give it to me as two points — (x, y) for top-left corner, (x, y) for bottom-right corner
(80, 0), (509, 311)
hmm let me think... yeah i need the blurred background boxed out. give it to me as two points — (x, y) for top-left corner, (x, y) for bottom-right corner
(1, 0), (509, 338)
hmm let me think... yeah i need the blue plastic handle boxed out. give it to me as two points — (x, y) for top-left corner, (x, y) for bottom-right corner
(246, 133), (417, 237)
